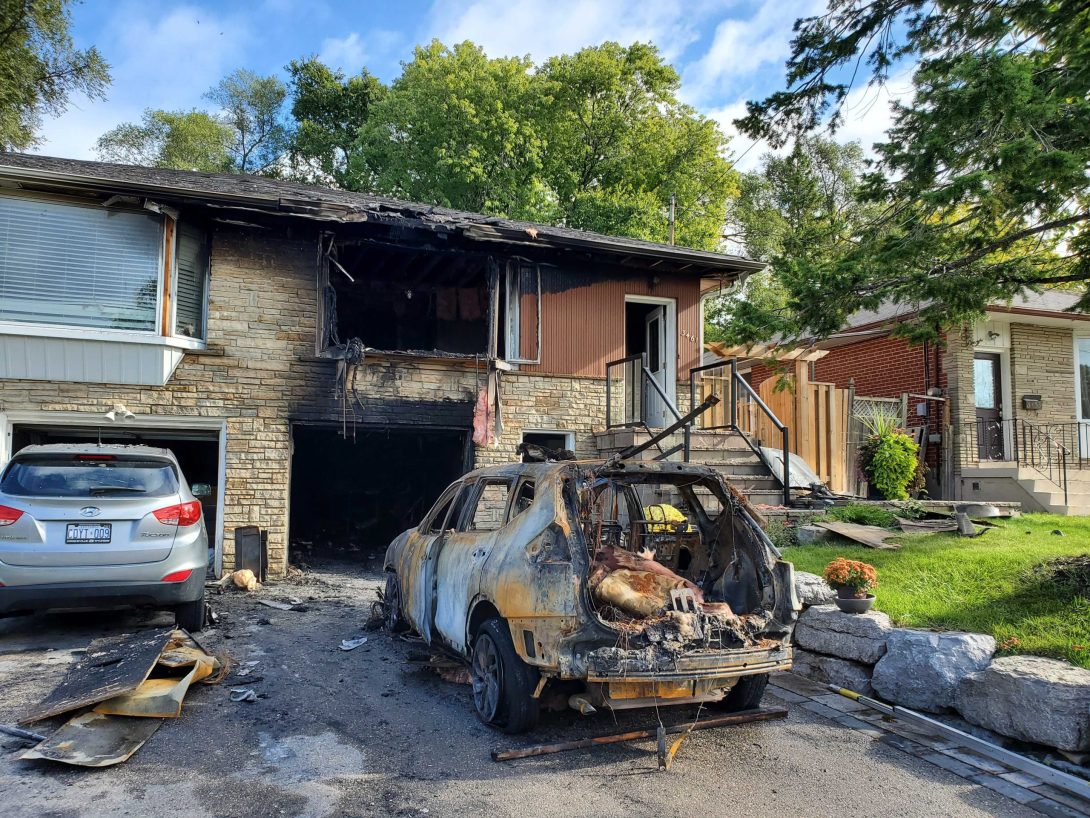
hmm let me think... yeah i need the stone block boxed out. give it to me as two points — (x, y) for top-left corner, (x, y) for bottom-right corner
(871, 629), (995, 713)
(794, 571), (837, 606)
(794, 604), (892, 664)
(792, 647), (875, 697)
(955, 656), (1090, 751)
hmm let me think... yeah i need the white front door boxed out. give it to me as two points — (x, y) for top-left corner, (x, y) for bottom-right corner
(644, 306), (668, 428)
(1077, 339), (1090, 458)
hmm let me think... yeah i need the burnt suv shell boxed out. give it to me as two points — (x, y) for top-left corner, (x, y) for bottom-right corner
(384, 459), (799, 733)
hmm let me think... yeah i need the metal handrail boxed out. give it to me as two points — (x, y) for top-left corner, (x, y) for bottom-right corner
(960, 418), (1069, 504)
(689, 357), (791, 506)
(605, 353), (645, 430)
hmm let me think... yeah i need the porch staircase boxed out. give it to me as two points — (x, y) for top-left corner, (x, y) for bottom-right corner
(963, 463), (1090, 515)
(594, 427), (785, 507)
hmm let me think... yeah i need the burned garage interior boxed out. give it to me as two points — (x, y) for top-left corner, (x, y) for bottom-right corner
(288, 424), (470, 564)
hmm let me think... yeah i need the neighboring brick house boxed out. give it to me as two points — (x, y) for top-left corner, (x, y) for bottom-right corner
(729, 293), (1090, 512)
(0, 154), (761, 575)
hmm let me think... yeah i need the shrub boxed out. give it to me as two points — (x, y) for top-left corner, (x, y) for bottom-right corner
(856, 410), (920, 501)
(822, 557), (878, 598)
(825, 503), (899, 529)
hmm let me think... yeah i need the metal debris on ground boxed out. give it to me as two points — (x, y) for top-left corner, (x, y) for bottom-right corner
(258, 598), (307, 611)
(490, 708), (788, 763)
(814, 521), (901, 549)
(827, 685), (1090, 806)
(17, 629), (225, 768)
(0, 725), (46, 744)
(230, 688), (258, 703)
(339, 637), (368, 651)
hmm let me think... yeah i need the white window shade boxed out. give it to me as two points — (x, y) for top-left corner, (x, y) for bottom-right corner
(175, 222), (209, 339)
(0, 195), (162, 332)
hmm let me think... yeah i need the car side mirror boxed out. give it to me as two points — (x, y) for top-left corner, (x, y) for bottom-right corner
(191, 483), (213, 498)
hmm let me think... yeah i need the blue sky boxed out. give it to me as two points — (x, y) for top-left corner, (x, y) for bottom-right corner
(37, 0), (913, 171)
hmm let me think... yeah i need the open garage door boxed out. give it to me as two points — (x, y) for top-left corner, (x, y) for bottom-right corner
(289, 425), (470, 567)
(9, 423), (223, 575)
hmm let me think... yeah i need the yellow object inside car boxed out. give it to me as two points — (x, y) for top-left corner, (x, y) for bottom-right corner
(642, 503), (693, 533)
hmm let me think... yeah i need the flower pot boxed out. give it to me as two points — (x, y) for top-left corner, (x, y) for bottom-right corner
(834, 594), (876, 614)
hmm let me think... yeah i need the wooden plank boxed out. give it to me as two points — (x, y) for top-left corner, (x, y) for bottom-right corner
(20, 629), (175, 724)
(159, 216), (175, 336)
(815, 521), (901, 549)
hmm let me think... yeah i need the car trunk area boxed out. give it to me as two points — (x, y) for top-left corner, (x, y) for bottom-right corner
(289, 425), (469, 565)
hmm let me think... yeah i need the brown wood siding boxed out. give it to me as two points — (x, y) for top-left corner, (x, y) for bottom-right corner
(521, 269), (703, 378)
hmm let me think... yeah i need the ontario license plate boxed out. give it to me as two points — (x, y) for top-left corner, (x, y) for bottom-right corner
(66, 523), (112, 544)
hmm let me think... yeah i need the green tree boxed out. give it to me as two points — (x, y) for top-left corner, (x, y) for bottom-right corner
(0, 0), (110, 150)
(352, 41), (548, 217)
(733, 0), (1090, 343)
(706, 138), (870, 343)
(95, 109), (232, 171)
(538, 42), (737, 249)
(204, 69), (289, 174)
(287, 57), (385, 188)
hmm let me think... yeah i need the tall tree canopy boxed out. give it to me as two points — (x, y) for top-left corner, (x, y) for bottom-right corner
(0, 0), (110, 150)
(735, 0), (1090, 342)
(707, 138), (870, 343)
(348, 40), (737, 250)
(287, 57), (385, 188)
(95, 109), (232, 171)
(96, 70), (289, 174)
(204, 69), (289, 174)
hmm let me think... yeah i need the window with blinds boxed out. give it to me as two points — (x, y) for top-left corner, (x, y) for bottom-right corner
(175, 222), (209, 339)
(0, 195), (163, 332)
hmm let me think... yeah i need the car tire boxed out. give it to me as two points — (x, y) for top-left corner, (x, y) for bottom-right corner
(717, 673), (769, 712)
(175, 596), (206, 632)
(470, 618), (540, 734)
(384, 573), (408, 633)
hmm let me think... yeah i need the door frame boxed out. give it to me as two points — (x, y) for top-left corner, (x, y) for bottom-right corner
(1073, 334), (1090, 458)
(624, 294), (678, 411)
(969, 344), (1013, 460)
(0, 409), (229, 575)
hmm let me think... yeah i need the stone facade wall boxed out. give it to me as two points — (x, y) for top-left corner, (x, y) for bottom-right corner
(1008, 323), (1076, 426)
(946, 321), (1077, 476)
(0, 224), (642, 575)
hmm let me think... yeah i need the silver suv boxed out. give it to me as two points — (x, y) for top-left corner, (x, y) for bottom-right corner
(0, 444), (208, 630)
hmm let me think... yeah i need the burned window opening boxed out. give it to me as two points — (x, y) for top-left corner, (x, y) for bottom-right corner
(323, 240), (491, 356)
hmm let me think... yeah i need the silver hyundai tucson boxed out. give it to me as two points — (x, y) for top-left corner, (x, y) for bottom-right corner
(0, 444), (208, 630)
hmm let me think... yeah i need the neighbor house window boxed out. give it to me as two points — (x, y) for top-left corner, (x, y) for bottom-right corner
(174, 222), (210, 339)
(0, 194), (163, 332)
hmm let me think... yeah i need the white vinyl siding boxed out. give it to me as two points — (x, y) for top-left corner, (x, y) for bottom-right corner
(175, 222), (209, 339)
(0, 195), (163, 332)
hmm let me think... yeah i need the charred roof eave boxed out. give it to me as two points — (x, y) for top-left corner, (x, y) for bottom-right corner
(0, 154), (763, 281)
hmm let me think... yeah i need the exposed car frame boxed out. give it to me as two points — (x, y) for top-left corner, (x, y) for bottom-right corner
(384, 459), (799, 732)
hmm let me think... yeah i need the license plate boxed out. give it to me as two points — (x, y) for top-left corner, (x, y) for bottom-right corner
(66, 523), (112, 544)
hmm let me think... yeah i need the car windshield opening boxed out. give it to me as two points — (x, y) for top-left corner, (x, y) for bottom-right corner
(0, 455), (179, 498)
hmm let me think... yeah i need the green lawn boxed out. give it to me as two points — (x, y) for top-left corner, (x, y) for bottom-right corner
(782, 514), (1090, 669)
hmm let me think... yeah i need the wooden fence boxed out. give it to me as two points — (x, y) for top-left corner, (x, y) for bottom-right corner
(697, 360), (852, 493)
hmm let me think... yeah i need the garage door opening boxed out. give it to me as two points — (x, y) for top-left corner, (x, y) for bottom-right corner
(9, 424), (222, 573)
(289, 425), (469, 565)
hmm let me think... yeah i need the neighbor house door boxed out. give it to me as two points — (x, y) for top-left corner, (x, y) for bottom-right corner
(644, 306), (668, 428)
(1077, 339), (1090, 458)
(973, 352), (1004, 459)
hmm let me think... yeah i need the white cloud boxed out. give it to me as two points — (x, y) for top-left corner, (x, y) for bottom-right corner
(682, 0), (824, 105)
(34, 4), (251, 159)
(834, 69), (914, 154)
(318, 29), (403, 73)
(426, 0), (706, 63)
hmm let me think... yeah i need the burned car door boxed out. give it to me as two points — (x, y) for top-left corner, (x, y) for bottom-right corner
(431, 478), (512, 654)
(401, 481), (468, 644)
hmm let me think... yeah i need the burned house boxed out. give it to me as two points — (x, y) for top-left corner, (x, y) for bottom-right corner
(0, 154), (762, 575)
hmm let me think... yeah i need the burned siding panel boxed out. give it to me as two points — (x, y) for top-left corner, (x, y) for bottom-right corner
(522, 269), (703, 378)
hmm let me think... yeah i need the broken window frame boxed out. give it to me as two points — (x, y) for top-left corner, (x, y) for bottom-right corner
(459, 478), (514, 533)
(501, 259), (541, 365)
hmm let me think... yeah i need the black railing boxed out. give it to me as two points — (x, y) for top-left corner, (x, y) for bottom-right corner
(960, 418), (1070, 505)
(690, 358), (791, 506)
(605, 353), (688, 459)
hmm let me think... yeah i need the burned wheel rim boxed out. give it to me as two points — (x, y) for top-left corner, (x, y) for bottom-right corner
(384, 575), (401, 632)
(471, 632), (502, 724)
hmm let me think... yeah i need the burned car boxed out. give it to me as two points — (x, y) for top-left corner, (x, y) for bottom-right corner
(383, 459), (799, 733)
